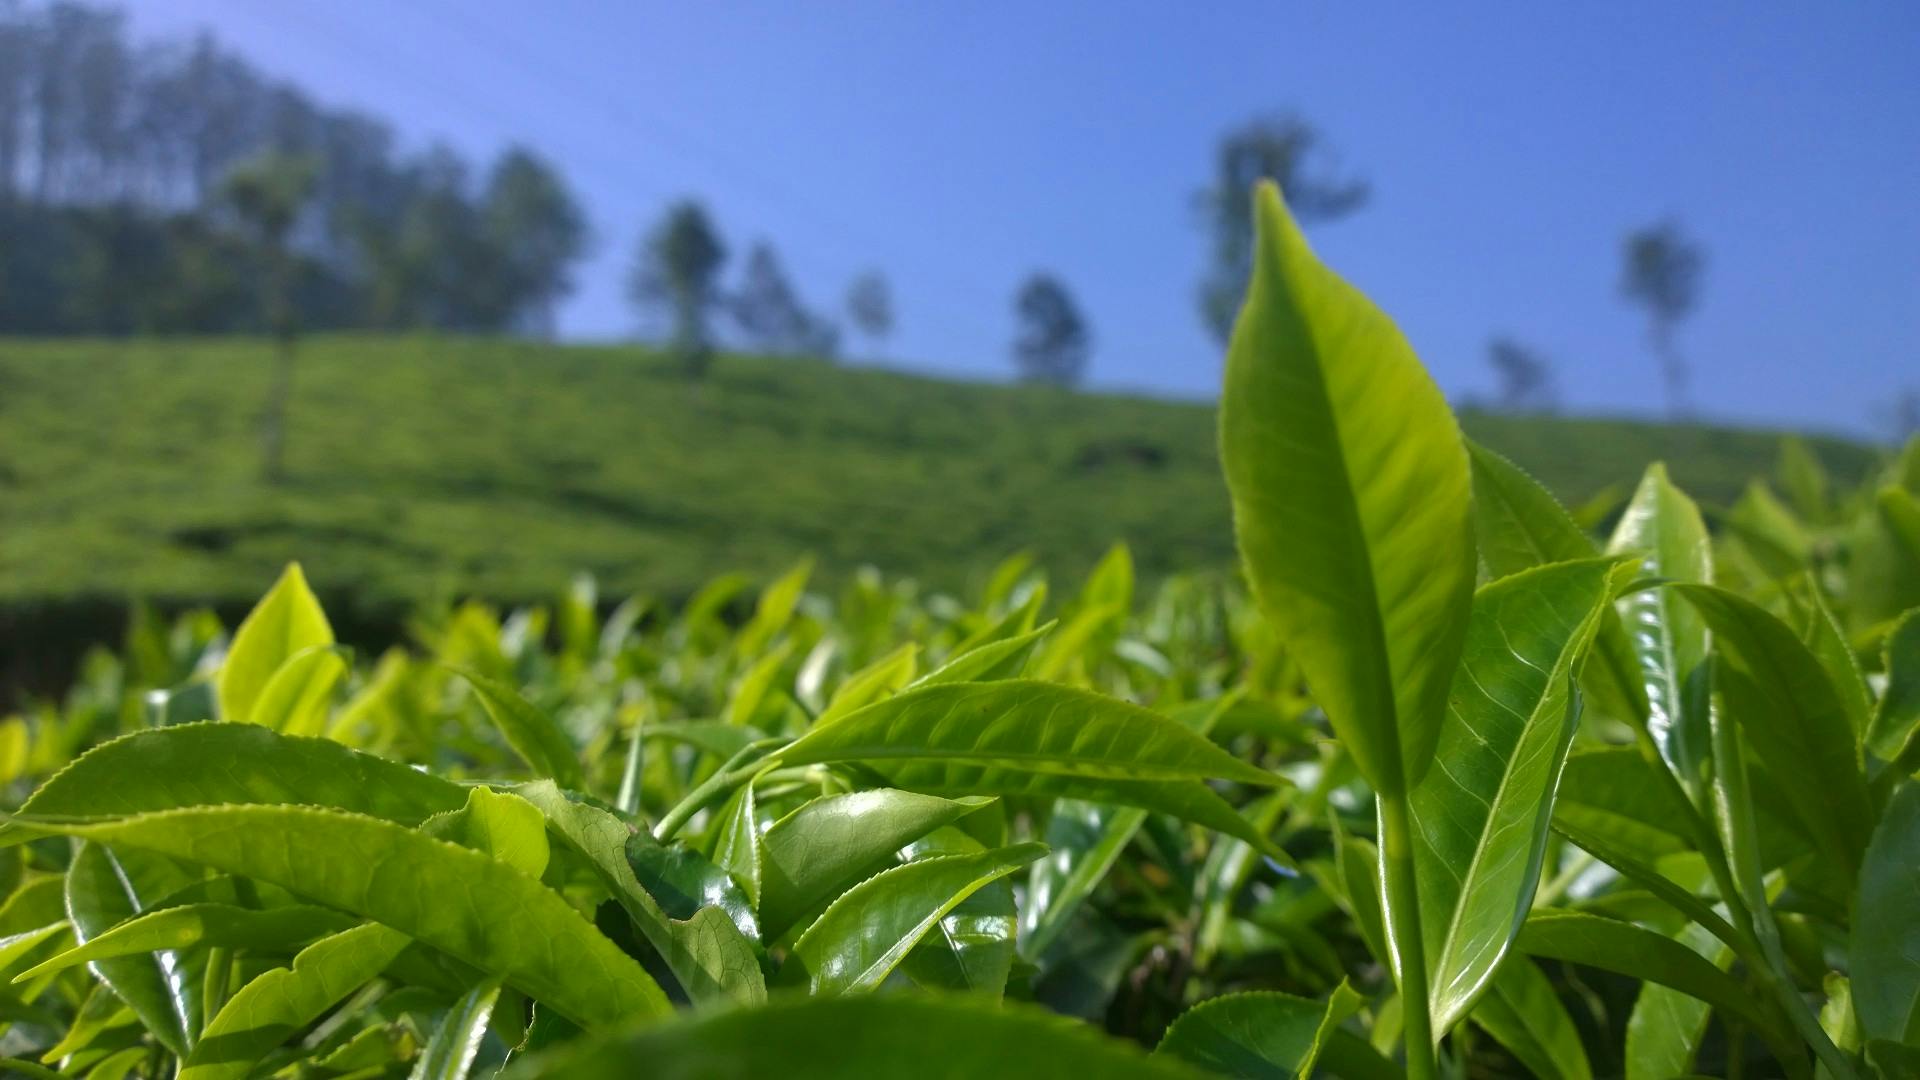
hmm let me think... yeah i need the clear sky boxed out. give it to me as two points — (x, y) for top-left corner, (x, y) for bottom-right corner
(124, 1), (1920, 436)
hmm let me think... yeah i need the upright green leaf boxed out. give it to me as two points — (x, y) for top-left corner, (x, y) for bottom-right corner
(815, 644), (917, 726)
(914, 621), (1055, 687)
(1468, 439), (1647, 726)
(1606, 464), (1713, 792)
(64, 842), (192, 1057)
(411, 976), (505, 1080)
(787, 842), (1044, 994)
(249, 645), (347, 736)
(1219, 180), (1474, 795)
(735, 558), (811, 659)
(24, 806), (670, 1029)
(217, 563), (334, 725)
(179, 923), (409, 1080)
(1672, 584), (1873, 878)
(1411, 557), (1627, 1033)
(1852, 781), (1920, 1045)
(758, 790), (995, 942)
(1020, 799), (1148, 962)
(1867, 608), (1920, 770)
(1469, 959), (1592, 1080)
(1154, 984), (1360, 1079)
(505, 993), (1202, 1079)
(455, 672), (584, 790)
(1517, 911), (1779, 1039)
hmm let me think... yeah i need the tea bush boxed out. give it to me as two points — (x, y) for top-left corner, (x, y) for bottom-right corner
(0, 183), (1915, 1078)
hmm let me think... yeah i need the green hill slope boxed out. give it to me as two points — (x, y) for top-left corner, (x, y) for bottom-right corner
(0, 335), (1880, 628)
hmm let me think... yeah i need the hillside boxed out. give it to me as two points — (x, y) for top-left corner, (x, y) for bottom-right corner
(0, 334), (1881, 657)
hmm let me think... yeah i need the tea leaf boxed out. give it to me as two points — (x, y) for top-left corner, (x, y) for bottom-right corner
(217, 562), (334, 725)
(1851, 781), (1920, 1044)
(456, 671), (584, 789)
(1154, 983), (1360, 1078)
(411, 976), (505, 1080)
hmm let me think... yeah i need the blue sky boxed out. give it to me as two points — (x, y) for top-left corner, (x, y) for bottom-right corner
(126, 2), (1920, 436)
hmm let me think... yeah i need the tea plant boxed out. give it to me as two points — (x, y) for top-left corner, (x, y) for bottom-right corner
(0, 181), (1915, 1078)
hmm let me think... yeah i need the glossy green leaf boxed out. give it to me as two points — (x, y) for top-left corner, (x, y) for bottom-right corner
(249, 644), (347, 736)
(1867, 608), (1920, 770)
(514, 781), (765, 1005)
(625, 832), (757, 942)
(217, 562), (334, 725)
(423, 786), (552, 879)
(1470, 958), (1592, 1080)
(1219, 181), (1474, 795)
(1411, 557), (1627, 1033)
(411, 976), (504, 1080)
(787, 841), (1044, 994)
(18, 904), (353, 983)
(758, 790), (995, 942)
(1468, 439), (1647, 726)
(505, 993), (1202, 1079)
(1672, 583), (1874, 878)
(1852, 780), (1920, 1044)
(178, 922), (409, 1080)
(776, 679), (1276, 786)
(1606, 464), (1714, 791)
(64, 841), (192, 1057)
(455, 672), (584, 789)
(709, 778), (762, 910)
(23, 805), (670, 1029)
(6, 724), (466, 838)
(1154, 983), (1360, 1079)
(1021, 798), (1146, 961)
(898, 827), (1018, 997)
(815, 643), (917, 726)
(1517, 911), (1773, 1034)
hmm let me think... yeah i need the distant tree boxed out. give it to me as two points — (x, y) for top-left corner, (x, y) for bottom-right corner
(629, 199), (727, 377)
(1620, 221), (1705, 418)
(1487, 337), (1558, 412)
(481, 147), (587, 337)
(1012, 273), (1090, 388)
(1196, 113), (1369, 344)
(732, 241), (809, 354)
(1886, 387), (1920, 443)
(845, 271), (893, 358)
(221, 150), (318, 483)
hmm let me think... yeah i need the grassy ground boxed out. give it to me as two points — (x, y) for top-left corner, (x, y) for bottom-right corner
(0, 334), (1883, 641)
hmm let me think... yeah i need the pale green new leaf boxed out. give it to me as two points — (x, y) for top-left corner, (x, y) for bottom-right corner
(18, 904), (353, 982)
(455, 672), (584, 789)
(1606, 464), (1713, 791)
(217, 562), (334, 725)
(913, 621), (1055, 686)
(249, 644), (347, 736)
(1219, 180), (1475, 796)
(1154, 983), (1360, 1079)
(1852, 781), (1920, 1044)
(1411, 557), (1627, 1033)
(815, 644), (917, 726)
(24, 805), (670, 1029)
(179, 922), (409, 1080)
(788, 842), (1044, 994)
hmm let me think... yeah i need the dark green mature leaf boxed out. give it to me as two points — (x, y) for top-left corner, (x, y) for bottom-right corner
(1672, 584), (1874, 878)
(777, 680), (1276, 786)
(759, 790), (995, 943)
(1624, 923), (1731, 1080)
(625, 833), (757, 942)
(1852, 781), (1920, 1044)
(65, 842), (193, 1057)
(217, 562), (334, 725)
(23, 806), (670, 1029)
(1867, 608), (1920, 770)
(788, 842), (1045, 994)
(1786, 578), (1874, 745)
(1516, 911), (1771, 1033)
(456, 672), (584, 789)
(6, 724), (466, 838)
(1021, 799), (1147, 962)
(506, 993), (1204, 1079)
(899, 827), (1019, 997)
(1412, 557), (1627, 1033)
(1607, 464), (1714, 792)
(18, 904), (353, 982)
(412, 976), (505, 1080)
(709, 779), (762, 911)
(1552, 747), (1695, 857)
(1468, 440), (1647, 726)
(514, 782), (764, 1006)
(1154, 983), (1359, 1079)
(1470, 958), (1592, 1080)
(1219, 181), (1475, 796)
(178, 922), (409, 1080)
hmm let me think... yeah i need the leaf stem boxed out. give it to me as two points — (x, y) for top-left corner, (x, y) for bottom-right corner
(651, 738), (784, 841)
(1378, 793), (1438, 1080)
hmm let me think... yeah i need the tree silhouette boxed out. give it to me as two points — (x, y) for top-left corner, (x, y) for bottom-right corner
(1197, 113), (1369, 344)
(482, 147), (588, 338)
(846, 272), (893, 359)
(1487, 337), (1558, 413)
(1012, 274), (1090, 388)
(630, 200), (727, 378)
(1620, 221), (1705, 418)
(221, 150), (317, 483)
